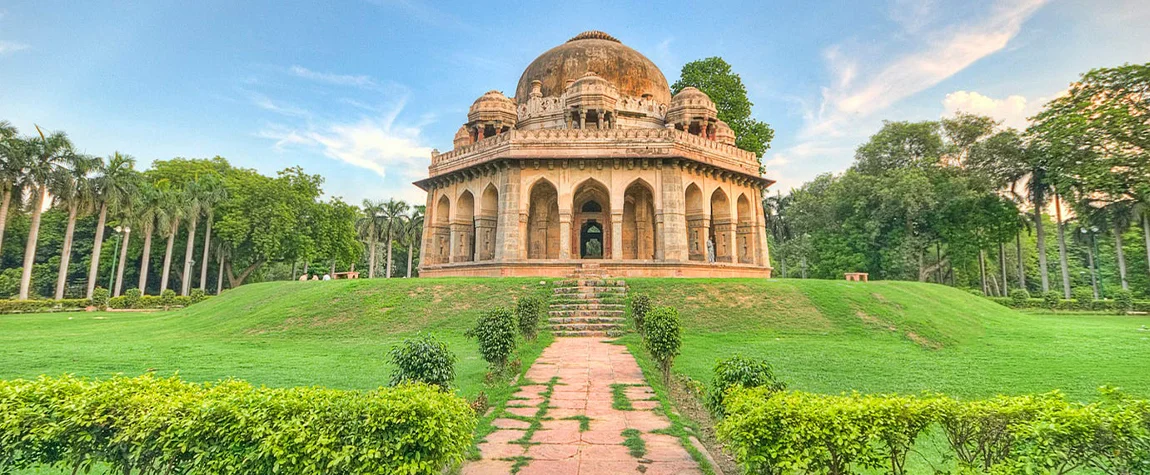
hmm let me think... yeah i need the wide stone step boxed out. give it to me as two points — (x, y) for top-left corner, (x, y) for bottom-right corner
(550, 323), (624, 332)
(552, 287), (627, 294)
(548, 303), (625, 310)
(550, 292), (626, 300)
(548, 309), (625, 317)
(553, 330), (609, 338)
(548, 316), (625, 324)
(555, 279), (627, 287)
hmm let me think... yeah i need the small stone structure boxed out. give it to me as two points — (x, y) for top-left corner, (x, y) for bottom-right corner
(416, 31), (775, 278)
(844, 272), (869, 282)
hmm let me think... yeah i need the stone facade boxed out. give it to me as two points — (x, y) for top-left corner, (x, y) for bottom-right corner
(414, 31), (774, 278)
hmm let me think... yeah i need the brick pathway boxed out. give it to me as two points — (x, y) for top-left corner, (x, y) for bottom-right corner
(464, 338), (706, 475)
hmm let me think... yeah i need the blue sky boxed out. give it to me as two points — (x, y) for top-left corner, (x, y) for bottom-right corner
(1, 0), (1147, 204)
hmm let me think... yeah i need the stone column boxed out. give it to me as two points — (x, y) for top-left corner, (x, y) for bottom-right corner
(559, 212), (572, 259)
(495, 165), (521, 262)
(756, 189), (771, 267)
(659, 165), (688, 261)
(447, 222), (458, 263)
(475, 216), (497, 261)
(419, 188), (436, 270)
(611, 211), (623, 260)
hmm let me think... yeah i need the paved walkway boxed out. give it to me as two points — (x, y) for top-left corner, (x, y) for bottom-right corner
(464, 338), (706, 475)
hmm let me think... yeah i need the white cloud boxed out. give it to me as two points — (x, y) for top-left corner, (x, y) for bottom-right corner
(942, 91), (1029, 129)
(250, 93), (310, 118)
(889, 0), (937, 34)
(0, 41), (29, 55)
(289, 65), (378, 89)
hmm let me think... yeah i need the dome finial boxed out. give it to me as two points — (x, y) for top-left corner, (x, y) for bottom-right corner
(567, 31), (620, 43)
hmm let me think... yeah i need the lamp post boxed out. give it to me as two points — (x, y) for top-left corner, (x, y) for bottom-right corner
(108, 226), (126, 291)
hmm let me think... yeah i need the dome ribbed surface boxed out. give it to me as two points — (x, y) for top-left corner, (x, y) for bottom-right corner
(515, 31), (670, 106)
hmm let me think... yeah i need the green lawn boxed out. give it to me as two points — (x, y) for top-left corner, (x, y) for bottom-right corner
(623, 278), (1150, 400)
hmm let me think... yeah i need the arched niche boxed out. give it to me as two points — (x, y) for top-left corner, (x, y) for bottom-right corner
(572, 179), (611, 259)
(455, 191), (475, 262)
(710, 188), (732, 263)
(685, 183), (706, 261)
(623, 180), (656, 260)
(476, 184), (499, 261)
(736, 193), (755, 264)
(527, 180), (560, 259)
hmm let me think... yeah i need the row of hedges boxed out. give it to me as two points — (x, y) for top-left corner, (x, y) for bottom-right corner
(0, 374), (475, 475)
(0, 299), (91, 314)
(718, 387), (1150, 475)
(1, 289), (210, 314)
(989, 296), (1150, 313)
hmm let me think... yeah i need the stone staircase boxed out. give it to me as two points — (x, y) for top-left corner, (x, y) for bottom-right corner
(549, 272), (627, 338)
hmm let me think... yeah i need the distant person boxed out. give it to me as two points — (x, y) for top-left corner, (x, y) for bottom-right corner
(707, 237), (716, 263)
(322, 274), (331, 281)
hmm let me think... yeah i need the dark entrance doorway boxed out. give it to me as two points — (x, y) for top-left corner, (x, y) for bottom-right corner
(580, 220), (604, 259)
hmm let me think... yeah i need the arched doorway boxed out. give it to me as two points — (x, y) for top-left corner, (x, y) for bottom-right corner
(527, 180), (560, 259)
(623, 180), (656, 260)
(455, 191), (475, 262)
(477, 184), (499, 261)
(710, 189), (732, 263)
(572, 179), (611, 259)
(737, 193), (755, 264)
(685, 183), (705, 261)
(580, 220), (605, 258)
(434, 195), (451, 264)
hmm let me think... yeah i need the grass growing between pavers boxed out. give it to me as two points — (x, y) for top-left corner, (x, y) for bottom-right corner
(610, 382), (640, 410)
(562, 414), (591, 431)
(621, 428), (647, 458)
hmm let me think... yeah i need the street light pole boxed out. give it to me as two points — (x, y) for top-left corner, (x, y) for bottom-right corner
(108, 226), (123, 291)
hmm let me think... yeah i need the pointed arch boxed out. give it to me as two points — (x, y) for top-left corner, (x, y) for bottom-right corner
(623, 179), (656, 260)
(433, 195), (451, 264)
(527, 179), (560, 259)
(710, 188), (733, 263)
(477, 183), (499, 261)
(455, 191), (475, 262)
(685, 183), (705, 261)
(572, 178), (611, 259)
(737, 193), (755, 264)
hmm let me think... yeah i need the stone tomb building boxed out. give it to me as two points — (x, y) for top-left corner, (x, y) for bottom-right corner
(415, 31), (775, 277)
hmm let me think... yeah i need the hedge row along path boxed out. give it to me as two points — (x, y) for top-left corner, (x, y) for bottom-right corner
(464, 337), (708, 475)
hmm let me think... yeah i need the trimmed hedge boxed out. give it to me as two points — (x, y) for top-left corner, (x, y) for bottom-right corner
(718, 387), (1150, 475)
(989, 296), (1150, 313)
(1, 293), (210, 314)
(0, 299), (90, 314)
(0, 374), (476, 475)
(107, 294), (199, 310)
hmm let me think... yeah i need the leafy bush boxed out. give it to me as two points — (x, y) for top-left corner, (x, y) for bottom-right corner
(388, 333), (456, 390)
(968, 288), (985, 297)
(718, 388), (1150, 475)
(189, 288), (206, 304)
(1010, 288), (1031, 305)
(123, 288), (142, 308)
(643, 306), (681, 385)
(465, 308), (517, 372)
(1073, 286), (1095, 308)
(1042, 290), (1061, 310)
(0, 299), (90, 314)
(1114, 289), (1135, 315)
(630, 294), (651, 335)
(515, 295), (544, 341)
(706, 355), (786, 418)
(0, 374), (476, 475)
(91, 287), (110, 310)
(160, 289), (176, 309)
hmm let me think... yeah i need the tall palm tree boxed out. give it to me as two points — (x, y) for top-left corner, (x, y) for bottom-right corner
(1027, 168), (1052, 293)
(158, 182), (186, 292)
(197, 174), (227, 291)
(357, 199), (385, 278)
(19, 127), (74, 300)
(86, 152), (138, 299)
(402, 206), (424, 278)
(179, 177), (208, 296)
(0, 121), (23, 261)
(135, 181), (162, 293)
(380, 199), (409, 278)
(1107, 203), (1135, 291)
(214, 238), (232, 295)
(1053, 193), (1072, 298)
(52, 152), (99, 299)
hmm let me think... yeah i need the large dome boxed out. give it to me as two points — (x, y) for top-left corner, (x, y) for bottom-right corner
(514, 31), (671, 106)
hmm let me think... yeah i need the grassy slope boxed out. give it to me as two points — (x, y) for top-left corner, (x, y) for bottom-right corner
(624, 278), (1150, 400)
(0, 277), (554, 398)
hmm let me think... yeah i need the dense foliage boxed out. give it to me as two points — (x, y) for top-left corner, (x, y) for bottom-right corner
(0, 374), (476, 475)
(718, 387), (1150, 475)
(515, 295), (545, 341)
(630, 293), (651, 336)
(673, 57), (775, 170)
(706, 355), (786, 418)
(387, 333), (456, 389)
(642, 306), (682, 384)
(465, 307), (518, 372)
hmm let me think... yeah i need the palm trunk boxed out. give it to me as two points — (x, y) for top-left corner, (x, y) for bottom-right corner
(216, 252), (224, 295)
(0, 189), (11, 261)
(1115, 230), (1129, 290)
(385, 233), (394, 278)
(1015, 232), (1025, 290)
(199, 210), (213, 290)
(160, 221), (178, 292)
(406, 241), (414, 278)
(138, 223), (153, 293)
(368, 228), (377, 278)
(998, 241), (1008, 296)
(1086, 241), (1099, 299)
(1035, 199), (1050, 292)
(1143, 213), (1150, 284)
(180, 217), (198, 296)
(86, 203), (108, 298)
(978, 249), (988, 295)
(114, 228), (131, 296)
(1055, 196), (1071, 298)
(55, 204), (79, 300)
(935, 243), (943, 283)
(19, 185), (48, 300)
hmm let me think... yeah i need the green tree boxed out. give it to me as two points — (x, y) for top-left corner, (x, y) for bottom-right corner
(19, 127), (73, 299)
(402, 206), (424, 278)
(0, 121), (23, 262)
(196, 173), (227, 292)
(357, 199), (385, 278)
(86, 152), (138, 299)
(157, 179), (185, 292)
(134, 181), (162, 293)
(380, 199), (409, 278)
(672, 57), (775, 169)
(51, 152), (99, 299)
(178, 176), (208, 296)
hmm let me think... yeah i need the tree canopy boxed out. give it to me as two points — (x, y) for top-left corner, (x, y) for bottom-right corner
(673, 57), (775, 169)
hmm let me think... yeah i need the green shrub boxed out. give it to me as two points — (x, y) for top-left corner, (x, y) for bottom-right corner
(0, 299), (90, 314)
(160, 289), (176, 309)
(123, 288), (142, 308)
(1114, 289), (1135, 315)
(706, 355), (786, 418)
(1042, 290), (1061, 310)
(107, 295), (128, 309)
(630, 294), (651, 335)
(1010, 288), (1031, 305)
(643, 306), (681, 385)
(0, 374), (476, 475)
(465, 308), (517, 372)
(189, 288), (206, 304)
(1073, 286), (1095, 308)
(968, 288), (985, 297)
(91, 287), (110, 310)
(515, 295), (544, 341)
(388, 333), (456, 390)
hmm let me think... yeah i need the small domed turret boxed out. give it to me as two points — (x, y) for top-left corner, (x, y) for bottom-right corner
(453, 125), (472, 149)
(666, 87), (718, 137)
(468, 90), (517, 125)
(714, 120), (736, 146)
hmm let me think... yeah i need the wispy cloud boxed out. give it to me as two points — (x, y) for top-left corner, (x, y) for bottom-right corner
(888, 0), (938, 34)
(290, 65), (378, 89)
(0, 41), (29, 55)
(249, 92), (310, 118)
